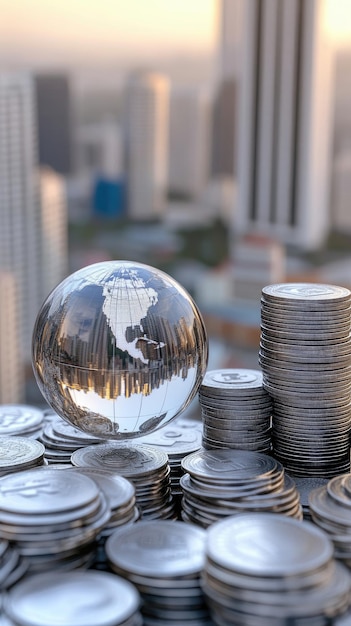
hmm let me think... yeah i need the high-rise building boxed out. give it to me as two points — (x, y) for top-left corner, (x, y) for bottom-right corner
(0, 74), (69, 399)
(0, 73), (41, 366)
(235, 0), (333, 251)
(211, 0), (243, 177)
(124, 71), (170, 220)
(35, 73), (73, 175)
(169, 87), (211, 199)
(0, 272), (23, 403)
(38, 167), (69, 303)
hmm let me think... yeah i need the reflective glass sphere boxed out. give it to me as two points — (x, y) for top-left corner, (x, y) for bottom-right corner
(32, 261), (208, 439)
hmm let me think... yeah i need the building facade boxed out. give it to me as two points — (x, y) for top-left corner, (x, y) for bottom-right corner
(235, 0), (333, 251)
(124, 71), (170, 220)
(169, 87), (211, 199)
(0, 73), (41, 368)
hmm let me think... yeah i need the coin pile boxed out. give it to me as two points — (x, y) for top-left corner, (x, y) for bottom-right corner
(308, 474), (351, 568)
(292, 476), (329, 521)
(202, 513), (351, 625)
(2, 570), (143, 626)
(71, 468), (140, 570)
(0, 438), (46, 477)
(105, 520), (213, 626)
(199, 369), (272, 453)
(0, 467), (111, 574)
(71, 443), (177, 520)
(0, 404), (44, 439)
(259, 283), (351, 477)
(0, 539), (28, 592)
(180, 449), (302, 528)
(134, 416), (203, 516)
(39, 413), (105, 464)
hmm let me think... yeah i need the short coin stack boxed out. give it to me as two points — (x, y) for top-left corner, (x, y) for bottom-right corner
(105, 520), (214, 626)
(71, 468), (140, 570)
(180, 449), (302, 527)
(0, 405), (44, 439)
(202, 513), (351, 625)
(71, 443), (177, 520)
(134, 416), (203, 516)
(0, 539), (28, 592)
(2, 570), (143, 626)
(0, 438), (46, 477)
(309, 474), (351, 568)
(199, 369), (272, 453)
(39, 414), (105, 464)
(259, 283), (351, 477)
(0, 468), (111, 574)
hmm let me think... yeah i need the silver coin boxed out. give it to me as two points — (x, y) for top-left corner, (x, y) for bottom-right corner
(182, 449), (281, 484)
(0, 468), (100, 514)
(262, 283), (351, 303)
(4, 570), (141, 626)
(201, 369), (264, 393)
(0, 405), (44, 436)
(206, 512), (333, 576)
(0, 438), (45, 469)
(106, 520), (206, 577)
(133, 424), (203, 456)
(69, 468), (135, 510)
(71, 443), (169, 476)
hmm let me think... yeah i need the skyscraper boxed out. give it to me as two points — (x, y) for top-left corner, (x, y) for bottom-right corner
(0, 74), (69, 401)
(235, 0), (333, 250)
(124, 71), (170, 220)
(35, 73), (73, 175)
(169, 87), (211, 199)
(0, 73), (41, 367)
(38, 167), (69, 304)
(211, 0), (243, 177)
(0, 272), (23, 403)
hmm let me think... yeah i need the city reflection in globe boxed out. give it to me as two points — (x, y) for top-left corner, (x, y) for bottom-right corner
(32, 260), (208, 439)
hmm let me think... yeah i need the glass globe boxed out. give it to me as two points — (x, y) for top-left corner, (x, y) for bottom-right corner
(32, 260), (208, 439)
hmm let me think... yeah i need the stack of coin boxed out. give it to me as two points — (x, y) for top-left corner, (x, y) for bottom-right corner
(70, 468), (140, 570)
(199, 369), (272, 453)
(0, 438), (46, 477)
(309, 474), (351, 568)
(180, 449), (302, 527)
(292, 476), (329, 521)
(71, 443), (177, 520)
(202, 513), (351, 625)
(0, 405), (44, 439)
(133, 416), (203, 517)
(39, 414), (105, 464)
(105, 520), (214, 626)
(259, 283), (351, 477)
(0, 468), (111, 574)
(0, 539), (28, 592)
(3, 570), (142, 626)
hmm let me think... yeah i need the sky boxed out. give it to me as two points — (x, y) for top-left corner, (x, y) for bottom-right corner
(0, 0), (350, 73)
(0, 0), (219, 69)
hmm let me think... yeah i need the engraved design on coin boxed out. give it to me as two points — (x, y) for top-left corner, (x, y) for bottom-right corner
(210, 371), (259, 385)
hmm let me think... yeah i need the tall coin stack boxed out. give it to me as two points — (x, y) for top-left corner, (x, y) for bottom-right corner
(199, 369), (272, 453)
(259, 283), (351, 478)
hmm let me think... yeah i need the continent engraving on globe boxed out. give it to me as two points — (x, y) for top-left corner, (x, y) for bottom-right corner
(32, 260), (208, 439)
